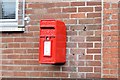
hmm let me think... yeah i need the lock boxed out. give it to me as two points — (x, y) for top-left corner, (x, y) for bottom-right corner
(39, 20), (66, 64)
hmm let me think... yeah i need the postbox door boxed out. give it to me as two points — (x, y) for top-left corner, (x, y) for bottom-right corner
(39, 36), (56, 63)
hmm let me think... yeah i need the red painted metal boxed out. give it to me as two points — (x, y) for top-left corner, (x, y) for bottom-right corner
(39, 20), (66, 64)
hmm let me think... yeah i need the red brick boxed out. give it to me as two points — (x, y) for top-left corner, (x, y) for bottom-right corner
(95, 43), (101, 48)
(64, 19), (77, 24)
(78, 7), (93, 12)
(28, 72), (40, 77)
(71, 2), (85, 6)
(103, 31), (119, 36)
(67, 43), (77, 48)
(79, 19), (94, 24)
(86, 61), (101, 66)
(112, 3), (118, 8)
(2, 60), (14, 64)
(62, 67), (76, 72)
(103, 42), (118, 47)
(2, 38), (13, 42)
(104, 9), (119, 14)
(26, 60), (38, 65)
(67, 31), (77, 36)
(14, 72), (26, 76)
(78, 55), (86, 60)
(111, 26), (118, 30)
(87, 2), (101, 6)
(21, 43), (33, 48)
(103, 26), (109, 30)
(14, 60), (27, 65)
(47, 8), (62, 13)
(86, 55), (93, 60)
(79, 31), (94, 36)
(21, 66), (33, 71)
(70, 25), (84, 31)
(95, 7), (102, 11)
(110, 70), (118, 74)
(70, 49), (85, 55)
(71, 13), (86, 18)
(20, 55), (34, 59)
(14, 49), (26, 53)
(104, 3), (110, 9)
(78, 67), (93, 72)
(14, 38), (26, 42)
(94, 18), (101, 24)
(2, 49), (13, 53)
(87, 49), (101, 53)
(86, 25), (101, 30)
(103, 70), (110, 74)
(25, 9), (34, 14)
(103, 64), (118, 69)
(8, 43), (20, 48)
(69, 61), (84, 66)
(62, 8), (77, 12)
(86, 37), (101, 41)
(28, 26), (39, 31)
(112, 14), (118, 19)
(68, 54), (77, 61)
(109, 58), (118, 64)
(2, 72), (14, 76)
(43, 14), (69, 19)
(78, 43), (93, 48)
(40, 72), (54, 77)
(86, 73), (101, 78)
(55, 2), (69, 7)
(27, 3), (43, 9)
(27, 49), (38, 53)
(70, 73), (78, 78)
(70, 37), (85, 42)
(33, 66), (60, 71)
(7, 55), (20, 59)
(87, 13), (101, 18)
(94, 67), (101, 72)
(53, 72), (68, 77)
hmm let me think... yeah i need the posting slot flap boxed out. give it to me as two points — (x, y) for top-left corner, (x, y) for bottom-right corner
(40, 27), (55, 29)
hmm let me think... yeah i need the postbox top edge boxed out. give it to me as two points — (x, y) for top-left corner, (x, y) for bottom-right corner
(40, 19), (64, 23)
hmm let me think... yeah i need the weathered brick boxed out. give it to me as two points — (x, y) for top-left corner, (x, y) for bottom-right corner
(78, 67), (93, 72)
(87, 13), (101, 18)
(71, 2), (85, 6)
(86, 37), (101, 41)
(86, 73), (101, 78)
(71, 13), (86, 18)
(86, 61), (101, 66)
(55, 2), (69, 7)
(95, 7), (102, 11)
(87, 49), (101, 53)
(78, 7), (93, 12)
(64, 19), (77, 24)
(67, 43), (77, 48)
(87, 2), (101, 6)
(53, 72), (68, 77)
(78, 43), (93, 48)
(70, 37), (85, 42)
(79, 19), (94, 24)
(62, 8), (77, 12)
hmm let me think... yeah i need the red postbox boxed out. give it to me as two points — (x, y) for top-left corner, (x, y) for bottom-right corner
(39, 20), (66, 64)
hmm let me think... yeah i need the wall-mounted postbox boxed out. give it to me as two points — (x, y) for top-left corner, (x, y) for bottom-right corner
(39, 20), (66, 64)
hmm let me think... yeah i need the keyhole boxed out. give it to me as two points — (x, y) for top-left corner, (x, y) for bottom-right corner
(46, 37), (49, 40)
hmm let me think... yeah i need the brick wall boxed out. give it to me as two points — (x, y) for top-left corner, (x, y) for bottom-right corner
(103, 2), (119, 78)
(1, 0), (120, 79)
(2, 1), (102, 78)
